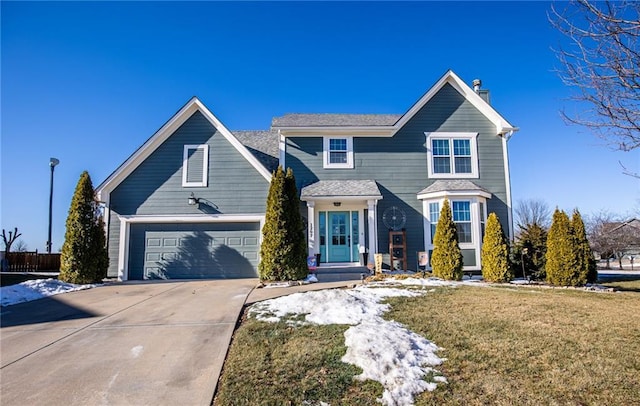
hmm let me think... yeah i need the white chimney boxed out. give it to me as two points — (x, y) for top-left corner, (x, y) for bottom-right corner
(473, 79), (482, 94)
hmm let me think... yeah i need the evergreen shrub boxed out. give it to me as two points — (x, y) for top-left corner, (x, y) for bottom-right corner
(258, 167), (308, 281)
(59, 171), (108, 284)
(481, 213), (513, 283)
(546, 209), (582, 286)
(431, 199), (463, 281)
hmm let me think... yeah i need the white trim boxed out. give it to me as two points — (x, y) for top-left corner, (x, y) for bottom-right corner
(417, 189), (491, 201)
(307, 201), (316, 254)
(278, 130), (285, 169)
(367, 199), (378, 264)
(421, 196), (488, 271)
(323, 136), (354, 169)
(116, 214), (265, 281)
(301, 195), (383, 202)
(502, 135), (514, 241)
(96, 97), (272, 197)
(396, 70), (517, 136)
(182, 144), (209, 187)
(425, 132), (479, 179)
(279, 127), (395, 137)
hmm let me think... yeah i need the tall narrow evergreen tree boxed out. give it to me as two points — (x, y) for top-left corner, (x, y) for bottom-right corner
(431, 199), (463, 280)
(481, 213), (513, 282)
(259, 166), (308, 281)
(284, 168), (308, 280)
(545, 209), (582, 286)
(572, 209), (597, 283)
(59, 171), (108, 284)
(259, 166), (287, 281)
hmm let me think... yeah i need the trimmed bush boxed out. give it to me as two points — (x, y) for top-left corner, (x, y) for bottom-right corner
(431, 199), (463, 281)
(481, 213), (513, 282)
(258, 166), (308, 281)
(59, 171), (108, 284)
(572, 209), (597, 283)
(545, 209), (583, 286)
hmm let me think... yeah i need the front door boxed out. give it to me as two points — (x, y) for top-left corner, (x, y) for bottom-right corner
(328, 211), (351, 262)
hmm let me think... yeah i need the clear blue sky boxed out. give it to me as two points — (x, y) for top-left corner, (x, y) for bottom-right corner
(2, 1), (638, 252)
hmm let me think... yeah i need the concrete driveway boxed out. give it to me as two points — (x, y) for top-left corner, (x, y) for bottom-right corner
(0, 279), (257, 406)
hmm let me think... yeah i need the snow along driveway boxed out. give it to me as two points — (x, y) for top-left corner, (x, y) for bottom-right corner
(250, 281), (450, 406)
(0, 278), (97, 307)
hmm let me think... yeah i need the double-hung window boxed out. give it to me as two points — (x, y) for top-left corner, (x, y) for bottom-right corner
(429, 202), (440, 243)
(426, 132), (478, 178)
(323, 137), (354, 169)
(452, 201), (472, 243)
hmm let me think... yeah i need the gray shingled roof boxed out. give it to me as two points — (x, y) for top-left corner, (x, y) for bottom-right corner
(301, 180), (382, 199)
(418, 180), (491, 196)
(232, 130), (279, 173)
(272, 114), (401, 127)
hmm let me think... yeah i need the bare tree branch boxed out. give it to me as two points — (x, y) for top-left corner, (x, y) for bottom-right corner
(514, 199), (552, 232)
(586, 211), (640, 269)
(1, 227), (22, 253)
(550, 0), (640, 151)
(619, 160), (640, 178)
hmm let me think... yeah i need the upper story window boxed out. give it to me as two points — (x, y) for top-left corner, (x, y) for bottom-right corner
(323, 137), (354, 169)
(425, 132), (478, 178)
(182, 144), (209, 187)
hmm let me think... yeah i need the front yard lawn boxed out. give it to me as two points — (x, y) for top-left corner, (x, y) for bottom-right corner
(215, 282), (640, 405)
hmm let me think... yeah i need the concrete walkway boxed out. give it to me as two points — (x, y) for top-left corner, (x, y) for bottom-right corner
(0, 279), (256, 406)
(0, 276), (362, 406)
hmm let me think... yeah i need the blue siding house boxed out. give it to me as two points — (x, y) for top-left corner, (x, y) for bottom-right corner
(97, 70), (517, 280)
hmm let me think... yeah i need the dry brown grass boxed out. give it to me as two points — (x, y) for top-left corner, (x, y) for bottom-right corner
(215, 317), (382, 405)
(387, 285), (640, 405)
(216, 284), (640, 405)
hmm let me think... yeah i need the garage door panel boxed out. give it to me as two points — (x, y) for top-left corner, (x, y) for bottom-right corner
(128, 222), (260, 280)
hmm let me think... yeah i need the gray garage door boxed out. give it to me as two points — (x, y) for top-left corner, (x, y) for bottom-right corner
(128, 222), (260, 280)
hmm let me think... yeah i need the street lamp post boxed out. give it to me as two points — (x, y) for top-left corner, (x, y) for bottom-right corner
(47, 158), (60, 253)
(521, 247), (528, 282)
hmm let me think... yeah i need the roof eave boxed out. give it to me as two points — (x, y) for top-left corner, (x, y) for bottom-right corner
(395, 70), (517, 136)
(301, 195), (383, 201)
(96, 98), (273, 198)
(417, 189), (492, 200)
(277, 126), (395, 137)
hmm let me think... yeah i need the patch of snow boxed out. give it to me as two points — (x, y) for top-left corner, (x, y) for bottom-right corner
(130, 345), (144, 358)
(343, 320), (446, 405)
(0, 278), (97, 307)
(510, 279), (532, 285)
(263, 282), (291, 289)
(369, 276), (486, 289)
(250, 286), (445, 405)
(251, 287), (422, 326)
(304, 274), (319, 283)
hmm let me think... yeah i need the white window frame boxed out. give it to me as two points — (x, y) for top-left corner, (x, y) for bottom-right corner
(420, 193), (489, 271)
(451, 200), (473, 244)
(425, 132), (479, 178)
(182, 144), (209, 187)
(323, 136), (354, 169)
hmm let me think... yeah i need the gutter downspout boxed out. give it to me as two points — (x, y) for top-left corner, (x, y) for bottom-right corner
(502, 129), (517, 241)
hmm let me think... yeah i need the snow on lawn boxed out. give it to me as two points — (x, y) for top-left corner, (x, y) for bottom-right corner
(1, 278), (96, 307)
(250, 286), (447, 405)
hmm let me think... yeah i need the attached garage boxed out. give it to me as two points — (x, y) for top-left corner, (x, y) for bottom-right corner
(126, 221), (261, 280)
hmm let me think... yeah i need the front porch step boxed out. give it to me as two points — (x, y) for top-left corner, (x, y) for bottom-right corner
(315, 265), (370, 274)
(312, 266), (370, 283)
